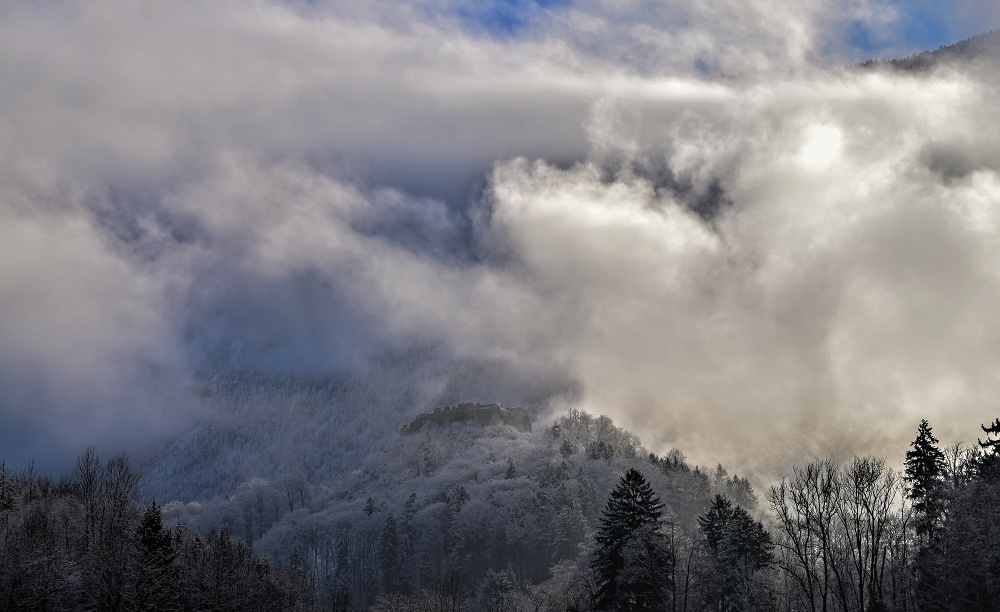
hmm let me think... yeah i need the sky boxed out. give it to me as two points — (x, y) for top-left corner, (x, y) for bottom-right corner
(2, 0), (1000, 477)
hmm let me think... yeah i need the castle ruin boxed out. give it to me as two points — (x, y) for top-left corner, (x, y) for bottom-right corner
(401, 403), (531, 435)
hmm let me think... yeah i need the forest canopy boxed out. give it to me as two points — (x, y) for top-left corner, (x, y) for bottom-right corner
(2, 411), (998, 611)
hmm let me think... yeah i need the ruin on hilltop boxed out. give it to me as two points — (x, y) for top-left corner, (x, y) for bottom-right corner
(401, 402), (531, 435)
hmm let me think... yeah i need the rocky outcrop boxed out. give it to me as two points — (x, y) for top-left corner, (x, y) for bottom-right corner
(401, 403), (531, 435)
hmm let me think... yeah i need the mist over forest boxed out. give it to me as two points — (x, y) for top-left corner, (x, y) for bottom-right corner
(3, 0), (1000, 610)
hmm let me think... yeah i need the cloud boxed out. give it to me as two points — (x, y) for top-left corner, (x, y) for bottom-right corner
(0, 207), (189, 469)
(479, 67), (1000, 474)
(2, 0), (1000, 477)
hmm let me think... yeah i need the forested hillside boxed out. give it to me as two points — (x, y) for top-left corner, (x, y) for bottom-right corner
(144, 351), (576, 502)
(3, 410), (998, 611)
(857, 29), (1000, 71)
(0, 451), (310, 611)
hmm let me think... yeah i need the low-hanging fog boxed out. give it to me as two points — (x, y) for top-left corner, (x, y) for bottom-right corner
(2, 0), (1000, 477)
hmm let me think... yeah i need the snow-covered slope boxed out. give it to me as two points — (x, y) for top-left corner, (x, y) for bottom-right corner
(144, 349), (578, 502)
(160, 408), (757, 609)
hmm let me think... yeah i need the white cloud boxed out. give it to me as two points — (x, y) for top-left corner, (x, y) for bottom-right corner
(2, 0), (1000, 476)
(478, 67), (1000, 473)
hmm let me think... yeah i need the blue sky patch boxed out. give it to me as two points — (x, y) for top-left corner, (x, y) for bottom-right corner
(455, 0), (571, 37)
(893, 0), (955, 51)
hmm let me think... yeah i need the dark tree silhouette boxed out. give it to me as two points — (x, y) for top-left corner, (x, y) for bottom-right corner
(592, 468), (671, 611)
(979, 418), (1000, 478)
(134, 500), (178, 611)
(699, 495), (773, 611)
(904, 420), (946, 539)
(979, 418), (1000, 454)
(379, 513), (403, 593)
(698, 494), (734, 555)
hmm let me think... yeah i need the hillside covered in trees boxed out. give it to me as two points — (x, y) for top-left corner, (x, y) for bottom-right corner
(857, 29), (1000, 71)
(2, 410), (998, 611)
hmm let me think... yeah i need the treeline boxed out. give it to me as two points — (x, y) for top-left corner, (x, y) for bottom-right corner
(564, 418), (1000, 612)
(854, 28), (1000, 71)
(354, 416), (1000, 611)
(0, 449), (310, 612)
(1, 413), (998, 611)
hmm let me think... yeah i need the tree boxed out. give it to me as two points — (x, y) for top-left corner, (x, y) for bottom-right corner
(717, 507), (772, 575)
(717, 507), (774, 611)
(834, 457), (901, 612)
(134, 500), (178, 612)
(0, 462), (14, 511)
(904, 420), (946, 540)
(699, 494), (735, 555)
(978, 417), (1000, 478)
(480, 568), (517, 612)
(979, 418), (1000, 455)
(699, 495), (773, 612)
(769, 460), (840, 612)
(592, 468), (672, 611)
(505, 458), (517, 480)
(380, 513), (403, 593)
(915, 474), (1000, 611)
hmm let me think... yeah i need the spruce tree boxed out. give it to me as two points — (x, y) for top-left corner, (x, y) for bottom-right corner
(592, 468), (671, 611)
(379, 513), (402, 593)
(134, 500), (178, 612)
(699, 496), (772, 611)
(0, 462), (14, 511)
(698, 495), (734, 554)
(717, 506), (773, 604)
(905, 420), (946, 539)
(978, 418), (1000, 477)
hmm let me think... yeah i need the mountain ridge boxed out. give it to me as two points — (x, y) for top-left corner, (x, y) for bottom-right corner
(857, 28), (1000, 70)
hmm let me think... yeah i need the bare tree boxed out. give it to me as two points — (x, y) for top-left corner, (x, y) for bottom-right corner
(833, 457), (901, 612)
(769, 459), (840, 612)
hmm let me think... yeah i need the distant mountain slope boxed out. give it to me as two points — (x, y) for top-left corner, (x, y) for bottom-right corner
(859, 29), (1000, 70)
(143, 350), (577, 502)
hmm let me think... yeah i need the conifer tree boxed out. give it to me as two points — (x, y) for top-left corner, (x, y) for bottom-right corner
(592, 468), (671, 611)
(905, 420), (946, 538)
(978, 417), (1000, 477)
(698, 494), (734, 554)
(718, 507), (773, 573)
(379, 513), (402, 593)
(505, 457), (517, 479)
(699, 495), (773, 611)
(980, 418), (1000, 453)
(135, 500), (179, 611)
(0, 462), (14, 511)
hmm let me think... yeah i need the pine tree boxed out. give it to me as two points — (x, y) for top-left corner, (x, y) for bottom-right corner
(592, 469), (671, 611)
(978, 417), (1000, 478)
(0, 462), (14, 511)
(905, 420), (946, 538)
(980, 418), (1000, 454)
(698, 495), (734, 554)
(134, 500), (178, 612)
(717, 507), (773, 574)
(505, 457), (517, 479)
(379, 513), (402, 593)
(698, 496), (773, 611)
